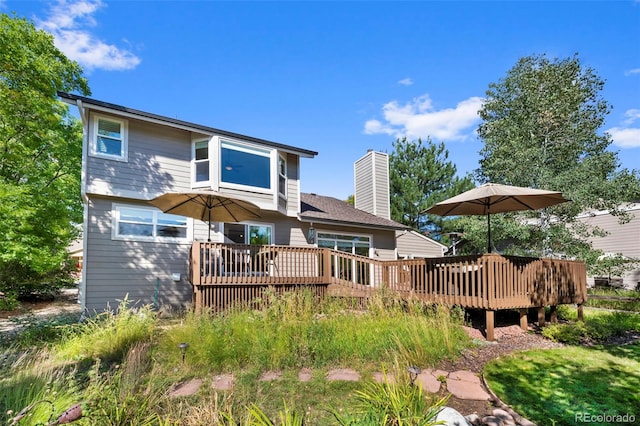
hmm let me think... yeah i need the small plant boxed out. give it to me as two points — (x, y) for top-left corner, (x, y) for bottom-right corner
(329, 375), (449, 425)
(0, 292), (20, 311)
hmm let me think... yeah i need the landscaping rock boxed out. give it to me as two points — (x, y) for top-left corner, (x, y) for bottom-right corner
(465, 413), (481, 425)
(416, 370), (441, 393)
(492, 408), (516, 425)
(372, 371), (395, 384)
(481, 416), (501, 426)
(447, 370), (490, 400)
(259, 371), (282, 381)
(211, 373), (234, 390)
(435, 406), (472, 425)
(326, 368), (360, 381)
(298, 368), (313, 382)
(170, 378), (202, 397)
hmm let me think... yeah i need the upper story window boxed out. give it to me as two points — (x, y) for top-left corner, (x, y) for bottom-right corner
(193, 139), (210, 186)
(221, 140), (271, 190)
(91, 115), (128, 161)
(113, 204), (190, 243)
(278, 155), (287, 198)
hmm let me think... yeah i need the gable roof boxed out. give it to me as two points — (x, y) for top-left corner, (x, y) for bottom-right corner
(58, 92), (318, 158)
(300, 193), (408, 231)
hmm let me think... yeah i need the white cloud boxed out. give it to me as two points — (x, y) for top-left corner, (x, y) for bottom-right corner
(37, 0), (140, 71)
(608, 108), (640, 148)
(364, 93), (484, 141)
(609, 127), (640, 148)
(398, 77), (413, 86)
(622, 109), (640, 125)
(624, 68), (640, 76)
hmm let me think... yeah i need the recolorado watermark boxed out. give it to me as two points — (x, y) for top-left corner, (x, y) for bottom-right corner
(575, 412), (636, 423)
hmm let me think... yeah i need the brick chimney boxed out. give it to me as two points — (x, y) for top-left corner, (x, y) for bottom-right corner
(354, 150), (390, 220)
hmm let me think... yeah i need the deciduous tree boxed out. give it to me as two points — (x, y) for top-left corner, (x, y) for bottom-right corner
(469, 53), (640, 259)
(0, 13), (90, 297)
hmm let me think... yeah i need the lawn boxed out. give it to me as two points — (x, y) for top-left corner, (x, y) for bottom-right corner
(484, 343), (640, 425)
(485, 307), (640, 426)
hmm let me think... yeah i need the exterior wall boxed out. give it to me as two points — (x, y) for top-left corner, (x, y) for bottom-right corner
(85, 111), (302, 211)
(84, 196), (193, 312)
(86, 112), (193, 198)
(396, 230), (447, 259)
(579, 206), (640, 289)
(354, 151), (391, 220)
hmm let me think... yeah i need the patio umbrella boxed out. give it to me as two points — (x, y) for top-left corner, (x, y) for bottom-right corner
(424, 183), (570, 253)
(149, 190), (261, 241)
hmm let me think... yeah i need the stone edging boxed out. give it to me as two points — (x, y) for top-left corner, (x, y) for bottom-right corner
(481, 373), (537, 426)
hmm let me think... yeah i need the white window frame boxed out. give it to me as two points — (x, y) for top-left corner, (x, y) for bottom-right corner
(222, 221), (274, 245)
(278, 154), (287, 199)
(91, 114), (128, 161)
(192, 137), (211, 187)
(316, 231), (372, 254)
(219, 138), (274, 194)
(112, 203), (192, 243)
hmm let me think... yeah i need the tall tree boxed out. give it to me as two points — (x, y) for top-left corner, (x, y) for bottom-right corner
(472, 53), (640, 258)
(389, 137), (473, 237)
(0, 13), (90, 296)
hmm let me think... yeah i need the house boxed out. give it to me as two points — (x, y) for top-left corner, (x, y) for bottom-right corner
(60, 93), (424, 312)
(578, 203), (640, 290)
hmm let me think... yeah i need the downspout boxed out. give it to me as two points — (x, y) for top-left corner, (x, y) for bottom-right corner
(76, 99), (89, 311)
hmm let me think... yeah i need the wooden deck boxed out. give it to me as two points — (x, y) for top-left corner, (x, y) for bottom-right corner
(190, 242), (587, 339)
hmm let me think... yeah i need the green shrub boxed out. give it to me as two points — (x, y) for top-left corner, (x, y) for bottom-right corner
(542, 322), (587, 344)
(0, 292), (19, 311)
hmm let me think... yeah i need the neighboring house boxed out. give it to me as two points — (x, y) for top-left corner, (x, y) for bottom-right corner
(61, 93), (438, 312)
(578, 203), (640, 290)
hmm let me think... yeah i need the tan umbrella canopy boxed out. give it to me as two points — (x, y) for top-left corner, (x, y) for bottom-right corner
(424, 183), (570, 253)
(149, 190), (261, 241)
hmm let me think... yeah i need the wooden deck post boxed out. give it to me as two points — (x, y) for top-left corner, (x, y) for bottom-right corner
(537, 307), (546, 326)
(577, 303), (584, 322)
(194, 286), (203, 315)
(485, 309), (495, 341)
(549, 305), (558, 323)
(519, 308), (528, 331)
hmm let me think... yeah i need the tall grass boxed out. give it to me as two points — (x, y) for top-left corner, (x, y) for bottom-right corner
(0, 351), (81, 426)
(55, 298), (157, 363)
(157, 289), (470, 372)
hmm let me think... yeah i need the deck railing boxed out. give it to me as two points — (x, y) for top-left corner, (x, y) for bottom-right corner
(190, 242), (587, 312)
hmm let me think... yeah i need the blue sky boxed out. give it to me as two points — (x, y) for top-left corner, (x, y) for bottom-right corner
(3, 0), (640, 200)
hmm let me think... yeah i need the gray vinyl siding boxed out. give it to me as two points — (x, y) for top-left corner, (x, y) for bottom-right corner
(580, 208), (640, 289)
(354, 151), (390, 220)
(84, 197), (193, 312)
(86, 111), (303, 214)
(87, 112), (192, 196)
(396, 231), (446, 258)
(285, 153), (299, 217)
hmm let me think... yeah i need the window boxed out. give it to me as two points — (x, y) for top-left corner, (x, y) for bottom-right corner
(113, 205), (189, 242)
(278, 155), (287, 198)
(221, 140), (271, 190)
(92, 115), (127, 160)
(193, 139), (210, 185)
(224, 222), (273, 245)
(317, 233), (371, 255)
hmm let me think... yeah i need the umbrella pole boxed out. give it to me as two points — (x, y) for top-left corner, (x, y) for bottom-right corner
(487, 207), (491, 253)
(207, 209), (211, 242)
